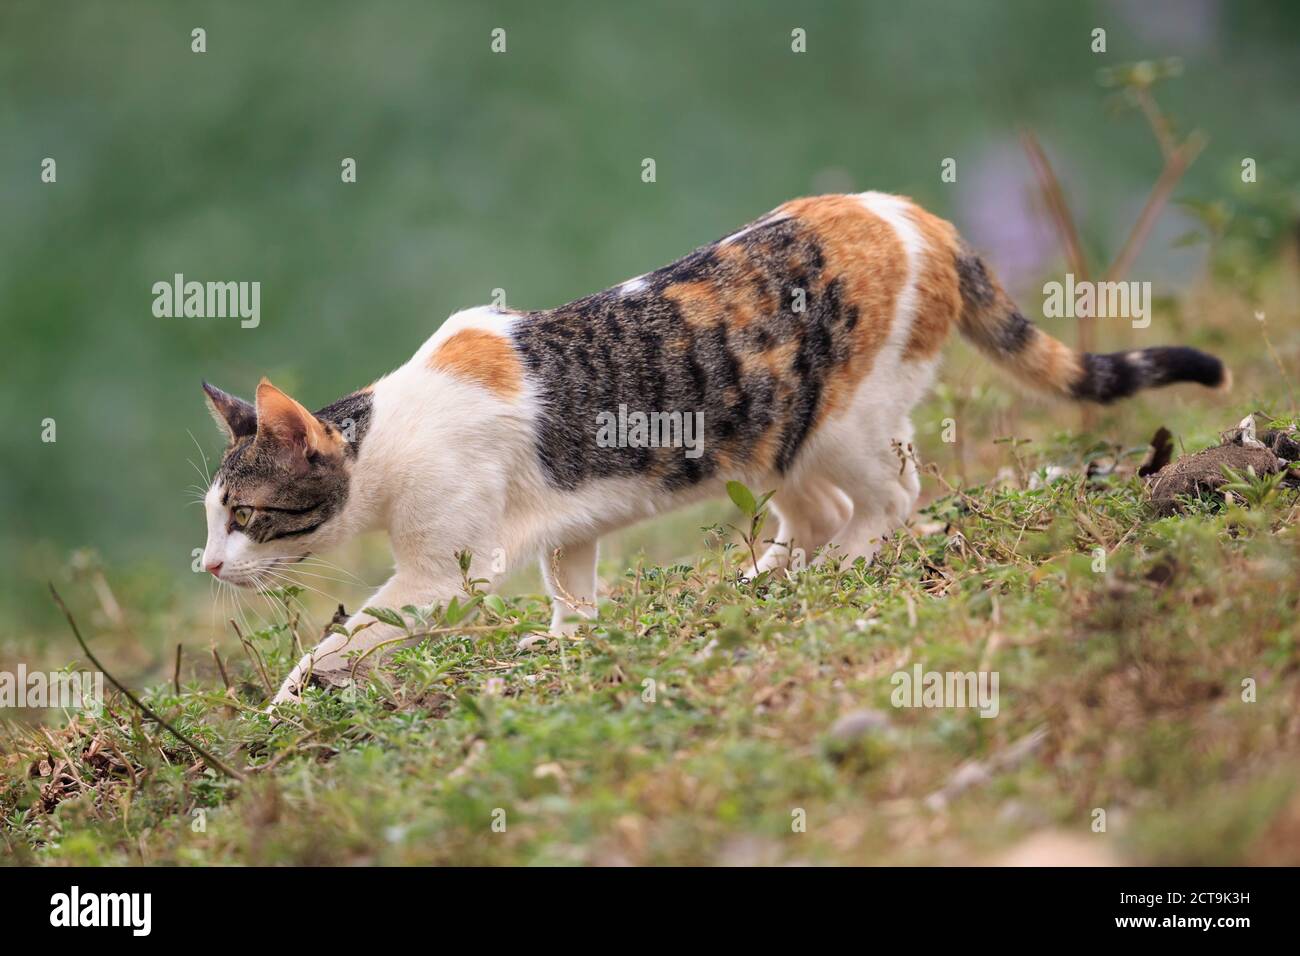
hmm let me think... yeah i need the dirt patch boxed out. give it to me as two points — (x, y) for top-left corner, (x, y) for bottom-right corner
(1146, 444), (1286, 514)
(1144, 419), (1299, 515)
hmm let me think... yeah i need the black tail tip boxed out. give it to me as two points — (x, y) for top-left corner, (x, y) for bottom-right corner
(1074, 346), (1229, 404)
(1152, 345), (1229, 391)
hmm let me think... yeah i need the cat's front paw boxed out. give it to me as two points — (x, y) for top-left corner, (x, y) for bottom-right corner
(270, 652), (324, 706)
(270, 670), (305, 707)
(271, 651), (359, 707)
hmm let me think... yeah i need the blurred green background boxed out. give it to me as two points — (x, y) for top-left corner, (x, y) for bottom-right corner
(1, 0), (1297, 632)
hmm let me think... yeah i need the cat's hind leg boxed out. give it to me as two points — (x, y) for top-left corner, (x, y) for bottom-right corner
(540, 538), (599, 635)
(749, 476), (853, 576)
(824, 431), (921, 566)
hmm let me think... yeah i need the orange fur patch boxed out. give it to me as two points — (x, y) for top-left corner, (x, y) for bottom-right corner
(953, 250), (1085, 396)
(662, 279), (721, 326)
(903, 208), (962, 361)
(662, 238), (787, 330)
(428, 329), (523, 398)
(255, 378), (345, 455)
(777, 195), (908, 420)
(1019, 334), (1083, 394)
(715, 241), (780, 328)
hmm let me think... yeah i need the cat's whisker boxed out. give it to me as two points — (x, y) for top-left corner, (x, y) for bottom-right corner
(247, 571), (287, 625)
(185, 458), (211, 496)
(270, 570), (363, 591)
(297, 554), (368, 575)
(262, 561), (371, 589)
(227, 576), (276, 641)
(258, 567), (343, 606)
(186, 429), (213, 485)
(216, 577), (234, 633)
(209, 574), (220, 632)
(250, 571), (324, 646)
(247, 564), (326, 613)
(270, 554), (373, 588)
(252, 569), (312, 622)
(222, 586), (240, 642)
(213, 578), (234, 636)
(228, 584), (255, 637)
(260, 548), (353, 580)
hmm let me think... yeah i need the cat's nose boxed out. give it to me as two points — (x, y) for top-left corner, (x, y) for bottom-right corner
(205, 561), (223, 577)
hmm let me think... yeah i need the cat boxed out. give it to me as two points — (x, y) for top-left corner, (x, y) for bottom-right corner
(199, 192), (1228, 704)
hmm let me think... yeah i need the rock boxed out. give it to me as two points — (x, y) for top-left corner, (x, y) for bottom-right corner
(828, 708), (891, 740)
(824, 709), (894, 770)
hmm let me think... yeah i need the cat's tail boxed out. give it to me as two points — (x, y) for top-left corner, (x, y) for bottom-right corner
(952, 246), (1229, 403)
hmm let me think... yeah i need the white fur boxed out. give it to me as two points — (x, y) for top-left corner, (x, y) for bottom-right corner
(200, 194), (944, 703)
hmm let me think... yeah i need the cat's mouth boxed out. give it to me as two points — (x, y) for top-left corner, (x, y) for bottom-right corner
(215, 569), (260, 589)
(218, 553), (312, 589)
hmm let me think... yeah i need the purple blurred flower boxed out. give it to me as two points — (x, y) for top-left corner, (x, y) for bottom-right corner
(957, 140), (1064, 293)
(1107, 0), (1220, 53)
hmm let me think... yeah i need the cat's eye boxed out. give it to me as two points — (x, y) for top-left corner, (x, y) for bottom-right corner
(232, 506), (254, 527)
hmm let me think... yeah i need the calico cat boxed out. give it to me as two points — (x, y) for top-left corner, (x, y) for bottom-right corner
(199, 192), (1228, 704)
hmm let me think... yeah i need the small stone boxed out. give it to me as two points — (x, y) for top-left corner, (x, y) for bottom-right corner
(828, 708), (891, 741)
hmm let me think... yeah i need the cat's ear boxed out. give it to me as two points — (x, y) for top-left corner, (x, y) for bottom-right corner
(254, 378), (340, 467)
(202, 381), (256, 442)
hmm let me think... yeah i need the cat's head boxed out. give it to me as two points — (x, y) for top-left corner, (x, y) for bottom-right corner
(199, 379), (353, 588)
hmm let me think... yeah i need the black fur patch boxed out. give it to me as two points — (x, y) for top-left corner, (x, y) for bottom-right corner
(510, 216), (857, 490)
(1072, 353), (1142, 404)
(955, 251), (1034, 356)
(1139, 346), (1225, 389)
(955, 250), (995, 310)
(316, 389), (374, 458)
(1072, 347), (1224, 404)
(996, 309), (1035, 354)
(951, 252), (1029, 356)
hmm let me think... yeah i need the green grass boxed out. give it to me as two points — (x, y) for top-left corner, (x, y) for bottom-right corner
(5, 449), (1300, 865)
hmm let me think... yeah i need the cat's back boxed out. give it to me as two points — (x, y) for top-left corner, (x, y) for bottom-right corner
(412, 194), (963, 490)
(502, 193), (961, 487)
